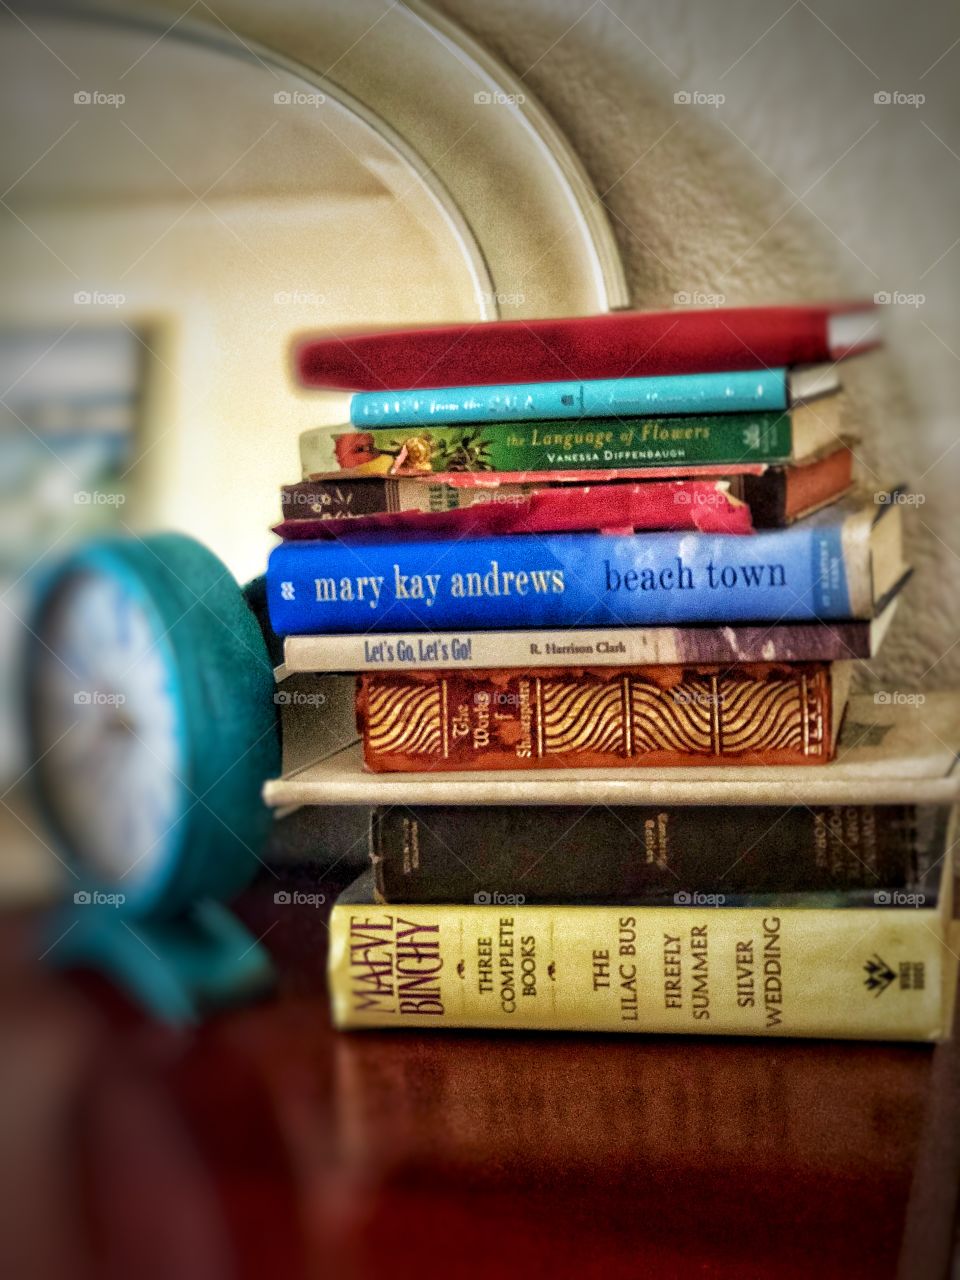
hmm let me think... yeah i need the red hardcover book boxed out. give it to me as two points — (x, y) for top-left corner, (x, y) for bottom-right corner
(357, 663), (849, 773)
(294, 302), (879, 390)
(274, 480), (753, 540)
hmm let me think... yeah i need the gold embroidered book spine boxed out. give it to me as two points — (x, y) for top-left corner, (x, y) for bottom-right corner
(356, 663), (835, 772)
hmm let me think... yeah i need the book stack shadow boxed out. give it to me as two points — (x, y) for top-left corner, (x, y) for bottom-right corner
(265, 302), (960, 1042)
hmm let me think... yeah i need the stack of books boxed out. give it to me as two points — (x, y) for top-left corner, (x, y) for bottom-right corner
(265, 302), (960, 1042)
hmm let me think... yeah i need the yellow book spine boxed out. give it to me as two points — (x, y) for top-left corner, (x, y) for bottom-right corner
(327, 901), (953, 1041)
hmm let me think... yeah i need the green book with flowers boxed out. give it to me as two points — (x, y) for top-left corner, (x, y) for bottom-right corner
(299, 402), (839, 481)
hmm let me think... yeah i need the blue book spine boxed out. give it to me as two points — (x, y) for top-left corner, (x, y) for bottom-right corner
(266, 525), (855, 636)
(349, 369), (788, 427)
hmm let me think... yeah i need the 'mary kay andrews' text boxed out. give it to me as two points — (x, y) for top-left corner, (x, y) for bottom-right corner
(276, 555), (788, 609)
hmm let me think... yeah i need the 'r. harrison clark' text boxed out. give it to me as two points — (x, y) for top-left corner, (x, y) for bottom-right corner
(276, 556), (788, 609)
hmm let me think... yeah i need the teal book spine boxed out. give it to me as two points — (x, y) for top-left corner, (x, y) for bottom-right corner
(349, 369), (789, 427)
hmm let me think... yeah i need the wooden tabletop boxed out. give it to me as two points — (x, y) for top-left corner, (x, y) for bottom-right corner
(2, 868), (958, 1280)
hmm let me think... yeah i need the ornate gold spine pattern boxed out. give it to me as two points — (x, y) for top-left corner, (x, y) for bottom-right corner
(360, 667), (830, 765)
(540, 680), (625, 756)
(539, 673), (826, 759)
(363, 681), (444, 758)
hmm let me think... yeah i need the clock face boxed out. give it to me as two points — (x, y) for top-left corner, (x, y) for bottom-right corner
(26, 533), (281, 918)
(31, 566), (187, 893)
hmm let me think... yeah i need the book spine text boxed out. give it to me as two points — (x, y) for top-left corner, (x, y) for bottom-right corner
(328, 900), (947, 1039)
(348, 370), (790, 427)
(300, 413), (794, 478)
(282, 478), (536, 521)
(266, 523), (860, 635)
(357, 663), (837, 772)
(371, 803), (936, 903)
(281, 617), (877, 672)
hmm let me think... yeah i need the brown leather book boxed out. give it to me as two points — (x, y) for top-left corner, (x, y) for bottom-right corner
(357, 661), (850, 773)
(739, 441), (854, 525)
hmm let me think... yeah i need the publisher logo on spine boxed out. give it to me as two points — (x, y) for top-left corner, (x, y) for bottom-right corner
(863, 954), (896, 996)
(474, 890), (526, 905)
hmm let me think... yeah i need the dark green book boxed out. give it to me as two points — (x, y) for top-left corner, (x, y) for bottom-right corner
(369, 804), (948, 906)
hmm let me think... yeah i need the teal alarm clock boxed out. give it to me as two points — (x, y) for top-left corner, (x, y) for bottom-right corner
(26, 533), (282, 1020)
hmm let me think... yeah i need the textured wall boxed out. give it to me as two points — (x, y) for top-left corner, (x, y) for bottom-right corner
(435, 0), (960, 687)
